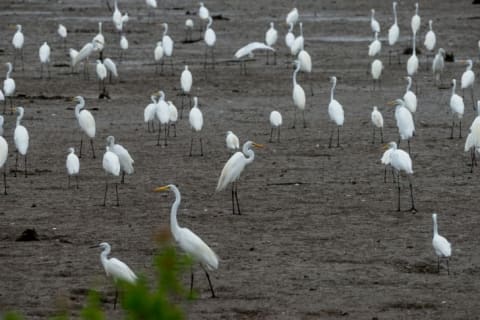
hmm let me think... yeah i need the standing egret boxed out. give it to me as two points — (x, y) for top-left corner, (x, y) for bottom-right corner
(58, 24), (67, 48)
(203, 16), (216, 69)
(407, 32), (419, 88)
(0, 116), (8, 194)
(411, 3), (421, 35)
(371, 106), (384, 144)
(385, 141), (416, 212)
(390, 99), (415, 154)
(298, 46), (313, 96)
(265, 22), (278, 65)
(461, 59), (475, 110)
(226, 131), (240, 152)
(106, 136), (134, 184)
(328, 76), (345, 148)
(198, 2), (210, 32)
(424, 20), (436, 53)
(432, 48), (445, 87)
(154, 41), (164, 74)
(92, 242), (137, 308)
(368, 32), (381, 57)
(450, 79), (464, 139)
(155, 91), (170, 147)
(388, 2), (400, 65)
(96, 60), (107, 94)
(0, 90), (4, 108)
(285, 22), (295, 50)
(73, 40), (99, 79)
(291, 60), (306, 128)
(12, 24), (24, 71)
(73, 96), (96, 158)
(286, 8), (299, 26)
(102, 146), (120, 206)
(403, 76), (417, 115)
(154, 184), (218, 297)
(162, 23), (174, 74)
(103, 58), (118, 83)
(119, 35), (128, 61)
(185, 19), (194, 42)
(68, 49), (79, 73)
(465, 110), (480, 172)
(167, 101), (178, 137)
(3, 62), (16, 114)
(189, 97), (203, 156)
(234, 42), (275, 74)
(290, 22), (304, 56)
(93, 22), (105, 60)
(14, 107), (29, 178)
(112, 0), (128, 33)
(371, 59), (383, 91)
(432, 213), (452, 274)
(381, 141), (394, 184)
(39, 42), (51, 79)
(269, 110), (283, 143)
(144, 94), (158, 132)
(180, 65), (193, 118)
(370, 9), (380, 35)
(66, 147), (80, 188)
(216, 141), (263, 214)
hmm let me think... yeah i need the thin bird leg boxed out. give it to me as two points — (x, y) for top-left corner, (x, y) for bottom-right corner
(189, 136), (194, 157)
(446, 259), (450, 275)
(234, 182), (241, 215)
(437, 257), (440, 273)
(14, 150), (18, 178)
(266, 50), (269, 65)
(380, 127), (384, 143)
(372, 127), (375, 144)
(202, 266), (216, 298)
(90, 139), (96, 159)
(328, 125), (334, 148)
(180, 94), (185, 119)
(21, 48), (24, 72)
(471, 149), (475, 173)
(13, 52), (17, 71)
(204, 47), (208, 69)
(121, 171), (125, 184)
(337, 127), (340, 147)
(408, 175), (416, 212)
(103, 179), (108, 206)
(200, 137), (204, 156)
(397, 171), (401, 211)
(79, 137), (83, 158)
(273, 50), (277, 65)
(270, 128), (273, 143)
(40, 63), (43, 79)
(3, 99), (6, 114)
(292, 108), (297, 129)
(3, 167), (7, 195)
(231, 182), (235, 214)
(68, 175), (71, 188)
(391, 167), (396, 183)
(383, 167), (387, 183)
(277, 127), (281, 142)
(164, 125), (168, 146)
(459, 120), (462, 138)
(173, 123), (177, 137)
(303, 110), (307, 128)
(115, 183), (119, 206)
(113, 288), (118, 310)
(471, 88), (476, 111)
(407, 139), (411, 155)
(76, 175), (79, 189)
(190, 268), (194, 294)
(157, 124), (162, 146)
(47, 63), (50, 79)
(450, 120), (454, 139)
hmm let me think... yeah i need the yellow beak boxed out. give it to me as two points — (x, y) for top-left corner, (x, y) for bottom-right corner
(383, 144), (390, 150)
(252, 142), (264, 148)
(386, 100), (396, 106)
(154, 185), (170, 192)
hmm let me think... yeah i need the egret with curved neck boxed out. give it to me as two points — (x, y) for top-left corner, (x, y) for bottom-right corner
(432, 213), (451, 274)
(14, 107), (29, 178)
(74, 96), (96, 158)
(3, 62), (16, 114)
(292, 60), (306, 128)
(204, 16), (216, 69)
(328, 76), (345, 148)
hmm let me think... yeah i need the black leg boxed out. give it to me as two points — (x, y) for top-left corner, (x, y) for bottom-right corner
(277, 127), (281, 142)
(450, 120), (454, 139)
(231, 183), (235, 214)
(121, 171), (125, 184)
(328, 125), (334, 148)
(302, 110), (306, 128)
(446, 259), (450, 275)
(408, 139), (411, 155)
(437, 257), (440, 273)
(24, 155), (27, 178)
(157, 124), (162, 146)
(203, 267), (216, 298)
(14, 151), (18, 178)
(291, 108), (297, 129)
(397, 172), (401, 211)
(113, 288), (118, 310)
(190, 269), (194, 294)
(103, 180), (108, 206)
(408, 176), (416, 212)
(90, 139), (96, 159)
(270, 128), (273, 142)
(234, 183), (241, 215)
(189, 136), (193, 156)
(164, 126), (168, 146)
(76, 175), (79, 189)
(383, 167), (387, 183)
(372, 127), (375, 144)
(380, 127), (384, 143)
(79, 137), (83, 158)
(200, 137), (203, 156)
(115, 183), (119, 206)
(459, 120), (462, 139)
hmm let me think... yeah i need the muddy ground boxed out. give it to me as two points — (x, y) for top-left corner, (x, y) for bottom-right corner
(1, 0), (480, 319)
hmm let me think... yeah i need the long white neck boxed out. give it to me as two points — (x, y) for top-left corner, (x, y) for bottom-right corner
(412, 32), (416, 55)
(100, 245), (111, 270)
(114, 0), (118, 10)
(406, 77), (412, 92)
(330, 78), (337, 101)
(415, 4), (419, 15)
(16, 110), (23, 126)
(429, 20), (432, 31)
(169, 185), (181, 240)
(432, 216), (438, 236)
(467, 61), (473, 71)
(207, 17), (213, 29)
(292, 63), (300, 87)
(393, 4), (397, 24)
(452, 80), (457, 95)
(75, 99), (85, 118)
(6, 64), (12, 79)
(299, 23), (303, 37)
(163, 24), (168, 36)
(242, 142), (255, 165)
(99, 22), (102, 34)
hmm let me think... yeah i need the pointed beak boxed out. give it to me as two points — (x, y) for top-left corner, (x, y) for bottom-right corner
(252, 143), (264, 148)
(154, 185), (170, 192)
(89, 244), (100, 249)
(386, 100), (396, 106)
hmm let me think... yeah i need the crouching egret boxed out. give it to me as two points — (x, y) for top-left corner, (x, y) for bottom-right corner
(269, 110), (282, 142)
(389, 98), (415, 154)
(216, 141), (263, 215)
(66, 147), (80, 188)
(371, 106), (384, 144)
(450, 79), (464, 139)
(14, 107), (29, 178)
(106, 136), (134, 184)
(189, 97), (203, 156)
(0, 116), (8, 194)
(328, 76), (345, 148)
(432, 213), (452, 274)
(58, 24), (67, 48)
(226, 131), (240, 152)
(73, 96), (96, 158)
(154, 184), (219, 297)
(91, 242), (137, 309)
(102, 146), (120, 206)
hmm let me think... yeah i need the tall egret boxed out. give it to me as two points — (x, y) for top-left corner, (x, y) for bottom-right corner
(3, 62), (16, 114)
(269, 110), (283, 143)
(154, 41), (164, 73)
(198, 2), (210, 32)
(460, 59), (475, 110)
(0, 116), (8, 194)
(154, 184), (218, 297)
(328, 76), (345, 148)
(368, 32), (381, 57)
(390, 99), (415, 154)
(385, 142), (416, 212)
(411, 3), (421, 35)
(216, 141), (263, 214)
(292, 60), (306, 128)
(370, 9), (380, 35)
(66, 147), (80, 188)
(103, 58), (118, 83)
(285, 23), (295, 50)
(298, 45), (312, 96)
(432, 48), (445, 87)
(180, 65), (193, 118)
(371, 59), (383, 90)
(92, 242), (137, 308)
(57, 24), (67, 48)
(432, 213), (452, 274)
(113, 0), (128, 33)
(73, 96), (96, 158)
(155, 91), (170, 147)
(167, 101), (178, 137)
(144, 94), (158, 132)
(203, 16), (216, 69)
(96, 60), (107, 94)
(286, 8), (299, 26)
(107, 136), (134, 184)
(189, 97), (203, 156)
(162, 23), (174, 74)
(407, 32), (419, 85)
(234, 42), (274, 74)
(14, 107), (29, 178)
(388, 1), (400, 65)
(450, 79), (464, 139)
(371, 106), (384, 144)
(39, 42), (51, 79)
(265, 22), (278, 65)
(465, 108), (480, 172)
(290, 22), (304, 56)
(424, 20), (436, 53)
(12, 24), (24, 71)
(73, 40), (99, 79)
(119, 35), (128, 61)
(226, 131), (240, 152)
(93, 22), (105, 59)
(102, 146), (120, 206)
(185, 19), (194, 42)
(403, 76), (417, 115)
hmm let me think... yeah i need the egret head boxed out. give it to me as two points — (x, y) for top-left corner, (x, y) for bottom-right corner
(106, 136), (115, 146)
(387, 99), (404, 107)
(330, 76), (337, 84)
(15, 106), (24, 116)
(371, 8), (375, 15)
(68, 147), (75, 154)
(270, 22), (274, 28)
(185, 65), (189, 70)
(16, 24), (22, 31)
(438, 48), (445, 56)
(162, 23), (168, 29)
(385, 141), (397, 150)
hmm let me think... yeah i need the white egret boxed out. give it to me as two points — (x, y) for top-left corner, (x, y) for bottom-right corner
(14, 107), (29, 178)
(162, 23), (174, 73)
(432, 48), (445, 87)
(449, 79), (464, 139)
(234, 42), (274, 74)
(119, 35), (128, 61)
(155, 91), (170, 147)
(411, 3), (421, 35)
(93, 22), (105, 58)
(12, 24), (24, 71)
(57, 24), (67, 48)
(69, 48), (79, 73)
(154, 41), (164, 73)
(154, 184), (218, 297)
(390, 99), (415, 154)
(103, 58), (118, 83)
(39, 42), (51, 79)
(146, 0), (157, 9)
(96, 60), (107, 93)
(226, 131), (240, 152)
(269, 110), (283, 143)
(144, 94), (158, 132)
(371, 59), (383, 91)
(265, 22), (278, 65)
(102, 146), (120, 206)
(388, 2), (400, 65)
(3, 62), (16, 114)
(0, 90), (4, 108)
(0, 116), (8, 194)
(216, 141), (263, 214)
(185, 19), (194, 42)
(328, 76), (345, 148)
(285, 23), (295, 50)
(371, 106), (384, 144)
(290, 22), (304, 56)
(292, 60), (306, 128)
(73, 40), (99, 79)
(432, 213), (452, 274)
(189, 97), (204, 156)
(385, 141), (416, 212)
(167, 101), (178, 137)
(107, 136), (134, 184)
(368, 32), (381, 57)
(403, 76), (417, 114)
(465, 112), (480, 172)
(424, 20), (436, 53)
(113, 0), (128, 32)
(203, 16), (216, 69)
(407, 32), (419, 83)
(66, 147), (80, 189)
(460, 59), (475, 110)
(73, 96), (96, 158)
(381, 144), (394, 184)
(180, 65), (193, 118)
(370, 9), (380, 35)
(286, 8), (299, 26)
(199, 2), (210, 23)
(92, 242), (137, 308)
(298, 46), (313, 96)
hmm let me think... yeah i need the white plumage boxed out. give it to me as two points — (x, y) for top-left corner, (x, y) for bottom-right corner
(461, 59), (475, 90)
(146, 0), (157, 8)
(204, 16), (216, 47)
(189, 97), (203, 132)
(93, 22), (105, 52)
(162, 23), (174, 57)
(265, 22), (278, 47)
(103, 58), (118, 78)
(432, 213), (452, 273)
(74, 96), (96, 139)
(155, 91), (170, 126)
(432, 48), (445, 85)
(226, 131), (240, 151)
(39, 42), (50, 64)
(57, 24), (67, 39)
(371, 59), (383, 80)
(96, 60), (107, 81)
(371, 106), (383, 129)
(389, 142), (413, 174)
(168, 101), (178, 124)
(107, 136), (134, 176)
(285, 23), (295, 49)
(97, 242), (137, 284)
(424, 20), (436, 51)
(12, 24), (24, 50)
(120, 35), (128, 51)
(154, 41), (164, 62)
(103, 146), (121, 177)
(199, 2), (210, 21)
(144, 95), (158, 128)
(72, 41), (96, 67)
(388, 2), (399, 46)
(66, 147), (80, 176)
(394, 99), (415, 141)
(370, 9), (380, 34)
(403, 76), (417, 114)
(407, 32), (419, 76)
(292, 60), (306, 111)
(368, 32), (381, 57)
(181, 65), (192, 93)
(328, 76), (345, 126)
(234, 42), (274, 59)
(270, 110), (283, 128)
(290, 22), (304, 56)
(411, 3), (421, 35)
(4, 63), (15, 100)
(14, 107), (29, 156)
(450, 79), (464, 119)
(286, 8), (299, 26)
(298, 49), (312, 73)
